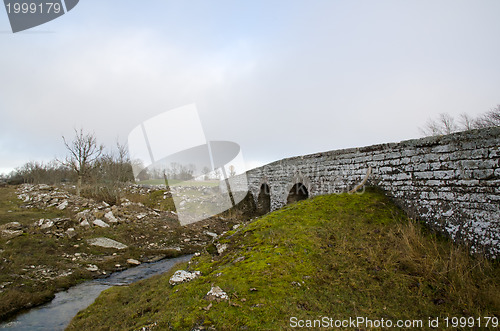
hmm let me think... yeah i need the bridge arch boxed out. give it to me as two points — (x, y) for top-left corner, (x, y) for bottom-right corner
(256, 183), (271, 215)
(285, 172), (311, 205)
(286, 182), (309, 204)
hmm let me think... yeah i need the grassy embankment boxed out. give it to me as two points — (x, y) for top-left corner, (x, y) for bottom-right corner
(0, 185), (187, 320)
(68, 189), (499, 330)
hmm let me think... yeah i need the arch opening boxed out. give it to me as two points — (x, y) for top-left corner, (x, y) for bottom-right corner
(256, 183), (271, 215)
(286, 183), (309, 204)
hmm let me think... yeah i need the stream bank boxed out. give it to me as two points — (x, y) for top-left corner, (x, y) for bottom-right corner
(0, 255), (192, 331)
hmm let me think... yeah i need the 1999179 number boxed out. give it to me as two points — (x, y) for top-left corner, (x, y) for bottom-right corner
(5, 2), (62, 14)
(444, 316), (498, 328)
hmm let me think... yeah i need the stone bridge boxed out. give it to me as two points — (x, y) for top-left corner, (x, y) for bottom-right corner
(240, 127), (500, 258)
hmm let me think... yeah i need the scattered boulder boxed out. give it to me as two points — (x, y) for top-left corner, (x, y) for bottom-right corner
(0, 222), (22, 231)
(57, 200), (69, 210)
(126, 258), (141, 265)
(65, 228), (76, 238)
(86, 264), (99, 272)
(79, 220), (90, 227)
(93, 219), (110, 228)
(104, 211), (118, 223)
(35, 219), (54, 230)
(205, 231), (218, 238)
(76, 210), (91, 222)
(0, 230), (23, 240)
(87, 237), (128, 250)
(205, 286), (229, 301)
(216, 243), (228, 255)
(169, 270), (201, 285)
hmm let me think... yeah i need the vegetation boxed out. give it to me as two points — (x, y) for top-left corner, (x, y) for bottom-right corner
(4, 128), (135, 207)
(420, 105), (500, 136)
(0, 185), (209, 321)
(68, 189), (499, 330)
(0, 186), (79, 319)
(62, 128), (105, 196)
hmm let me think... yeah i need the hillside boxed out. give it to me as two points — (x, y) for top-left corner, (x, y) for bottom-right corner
(68, 189), (499, 330)
(0, 184), (243, 320)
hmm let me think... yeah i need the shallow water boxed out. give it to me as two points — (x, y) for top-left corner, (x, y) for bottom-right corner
(0, 254), (192, 330)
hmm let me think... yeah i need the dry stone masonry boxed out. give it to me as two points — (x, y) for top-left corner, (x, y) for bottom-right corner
(245, 127), (500, 258)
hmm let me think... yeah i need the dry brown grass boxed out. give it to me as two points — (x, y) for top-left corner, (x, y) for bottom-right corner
(392, 219), (499, 316)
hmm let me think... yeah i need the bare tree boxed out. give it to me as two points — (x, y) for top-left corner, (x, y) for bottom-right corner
(475, 105), (500, 128)
(420, 105), (500, 137)
(420, 113), (459, 136)
(214, 168), (222, 180)
(488, 104), (500, 125)
(114, 141), (134, 182)
(202, 166), (211, 180)
(458, 113), (476, 131)
(93, 142), (134, 184)
(15, 160), (71, 185)
(62, 129), (103, 196)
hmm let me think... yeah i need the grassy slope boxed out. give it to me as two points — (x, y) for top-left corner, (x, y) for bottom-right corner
(68, 189), (499, 330)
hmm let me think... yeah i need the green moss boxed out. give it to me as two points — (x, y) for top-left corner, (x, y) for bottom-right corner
(67, 189), (500, 330)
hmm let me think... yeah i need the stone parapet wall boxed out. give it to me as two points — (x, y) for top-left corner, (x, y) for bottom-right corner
(245, 127), (500, 258)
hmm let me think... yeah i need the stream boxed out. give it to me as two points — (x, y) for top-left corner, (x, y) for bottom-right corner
(0, 254), (192, 331)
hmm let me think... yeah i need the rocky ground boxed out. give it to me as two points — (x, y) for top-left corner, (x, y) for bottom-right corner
(0, 183), (253, 320)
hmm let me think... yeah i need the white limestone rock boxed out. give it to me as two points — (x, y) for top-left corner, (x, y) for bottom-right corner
(35, 219), (54, 229)
(93, 219), (110, 228)
(57, 200), (69, 210)
(104, 211), (118, 223)
(0, 222), (22, 231)
(205, 286), (229, 301)
(127, 258), (141, 265)
(65, 228), (76, 238)
(216, 243), (227, 255)
(169, 270), (201, 286)
(205, 231), (218, 238)
(0, 230), (23, 240)
(79, 220), (90, 227)
(86, 264), (99, 272)
(87, 237), (128, 250)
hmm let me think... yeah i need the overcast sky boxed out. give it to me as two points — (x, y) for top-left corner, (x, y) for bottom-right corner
(1, 0), (499, 175)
